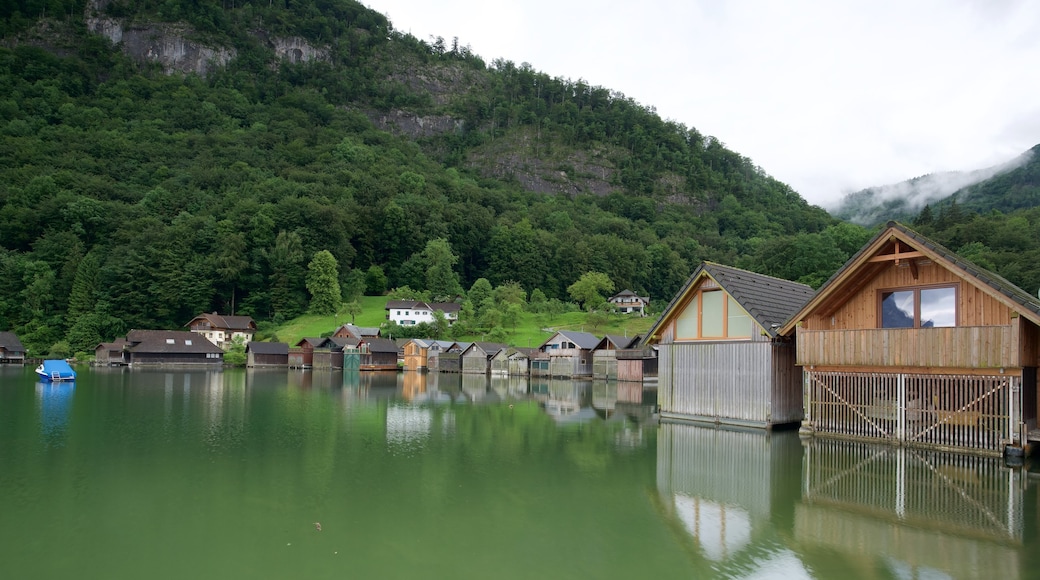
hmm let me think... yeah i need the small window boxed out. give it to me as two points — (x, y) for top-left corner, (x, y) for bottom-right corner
(166, 338), (175, 344)
(185, 339), (193, 345)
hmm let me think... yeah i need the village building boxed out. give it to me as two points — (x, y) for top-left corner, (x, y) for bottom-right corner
(592, 334), (640, 380)
(780, 222), (1040, 456)
(490, 347), (536, 376)
(460, 342), (507, 374)
(333, 324), (380, 340)
(616, 344), (658, 384)
(246, 342), (289, 367)
(118, 329), (224, 367)
(184, 312), (256, 349)
(384, 300), (460, 326)
(437, 342), (469, 373)
(608, 290), (650, 316)
(646, 262), (815, 429)
(359, 337), (400, 371)
(94, 338), (130, 366)
(288, 337), (324, 368)
(532, 331), (601, 378)
(0, 331), (26, 363)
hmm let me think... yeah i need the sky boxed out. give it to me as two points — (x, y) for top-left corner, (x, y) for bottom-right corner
(364, 0), (1040, 208)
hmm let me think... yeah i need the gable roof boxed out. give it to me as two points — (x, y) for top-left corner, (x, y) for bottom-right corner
(778, 221), (1040, 335)
(185, 312), (256, 331)
(541, 330), (601, 350)
(0, 331), (25, 352)
(609, 290), (649, 302)
(295, 337), (325, 348)
(247, 341), (289, 355)
(125, 330), (224, 354)
(384, 300), (461, 314)
(363, 337), (400, 353)
(463, 342), (507, 357)
(645, 262), (816, 343)
(596, 334), (639, 350)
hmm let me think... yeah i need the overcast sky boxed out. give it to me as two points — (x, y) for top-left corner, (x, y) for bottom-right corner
(364, 0), (1040, 208)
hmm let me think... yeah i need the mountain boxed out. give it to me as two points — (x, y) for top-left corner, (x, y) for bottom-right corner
(830, 147), (1035, 227)
(0, 0), (851, 355)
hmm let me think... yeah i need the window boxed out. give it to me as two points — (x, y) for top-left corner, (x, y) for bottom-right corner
(166, 338), (175, 344)
(675, 290), (754, 340)
(185, 339), (192, 346)
(880, 286), (956, 328)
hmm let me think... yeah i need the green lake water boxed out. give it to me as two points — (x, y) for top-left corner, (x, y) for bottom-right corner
(1, 365), (1038, 579)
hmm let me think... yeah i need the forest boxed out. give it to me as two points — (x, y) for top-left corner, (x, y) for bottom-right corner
(2, 0), (1039, 357)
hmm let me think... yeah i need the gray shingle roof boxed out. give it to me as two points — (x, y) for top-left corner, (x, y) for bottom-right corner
(552, 331), (601, 350)
(126, 330), (224, 354)
(0, 331), (25, 352)
(247, 342), (289, 355)
(646, 262), (815, 343)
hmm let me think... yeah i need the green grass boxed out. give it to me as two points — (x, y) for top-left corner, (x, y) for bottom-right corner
(274, 296), (389, 345)
(273, 296), (656, 347)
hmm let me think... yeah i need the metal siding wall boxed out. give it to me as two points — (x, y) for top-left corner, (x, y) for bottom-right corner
(660, 342), (777, 424)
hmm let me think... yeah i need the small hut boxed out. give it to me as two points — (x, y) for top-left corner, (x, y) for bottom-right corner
(646, 262), (814, 429)
(246, 342), (289, 367)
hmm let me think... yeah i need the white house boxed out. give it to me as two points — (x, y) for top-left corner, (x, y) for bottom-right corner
(385, 300), (461, 326)
(608, 290), (650, 316)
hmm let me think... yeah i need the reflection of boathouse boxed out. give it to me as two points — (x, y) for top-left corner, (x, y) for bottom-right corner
(655, 423), (805, 573)
(797, 438), (1023, 578)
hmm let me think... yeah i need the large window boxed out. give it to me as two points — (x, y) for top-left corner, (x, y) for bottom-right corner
(675, 290), (753, 340)
(880, 286), (957, 328)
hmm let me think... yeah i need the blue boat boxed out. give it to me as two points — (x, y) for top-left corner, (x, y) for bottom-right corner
(35, 359), (76, 382)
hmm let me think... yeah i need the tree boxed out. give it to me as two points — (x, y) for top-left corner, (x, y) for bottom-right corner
(422, 238), (463, 301)
(567, 271), (614, 311)
(268, 230), (306, 319)
(365, 265), (388, 295)
(306, 250), (342, 315)
(468, 278), (493, 317)
(343, 300), (362, 323)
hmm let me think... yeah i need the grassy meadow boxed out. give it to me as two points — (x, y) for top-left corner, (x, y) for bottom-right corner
(271, 296), (657, 347)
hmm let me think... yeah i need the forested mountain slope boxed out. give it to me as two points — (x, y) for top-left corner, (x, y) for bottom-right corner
(1, 0), (860, 355)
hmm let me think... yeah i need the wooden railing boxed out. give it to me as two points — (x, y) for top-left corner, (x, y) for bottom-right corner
(796, 326), (1016, 368)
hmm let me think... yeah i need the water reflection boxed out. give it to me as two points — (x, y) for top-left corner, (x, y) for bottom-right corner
(36, 380), (74, 444)
(656, 422), (1031, 579)
(797, 438), (1022, 579)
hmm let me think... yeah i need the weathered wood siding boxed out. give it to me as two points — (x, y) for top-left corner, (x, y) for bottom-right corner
(507, 356), (529, 376)
(438, 352), (461, 373)
(312, 350), (343, 370)
(659, 341), (801, 427)
(461, 351), (490, 374)
(617, 348), (657, 383)
(796, 326), (1017, 369)
(288, 348), (311, 368)
(592, 350), (618, 380)
(547, 352), (592, 378)
(802, 262), (1014, 331)
(247, 353), (287, 367)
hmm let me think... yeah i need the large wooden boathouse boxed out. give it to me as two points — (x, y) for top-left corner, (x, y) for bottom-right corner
(646, 262), (815, 429)
(780, 222), (1040, 456)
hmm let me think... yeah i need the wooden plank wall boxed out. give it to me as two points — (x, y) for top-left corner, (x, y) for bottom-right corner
(804, 261), (1014, 331)
(797, 326), (1015, 368)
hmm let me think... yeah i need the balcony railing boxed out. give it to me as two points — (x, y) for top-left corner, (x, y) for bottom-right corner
(796, 326), (1016, 369)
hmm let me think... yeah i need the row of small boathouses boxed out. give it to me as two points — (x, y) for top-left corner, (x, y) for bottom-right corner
(648, 222), (1040, 457)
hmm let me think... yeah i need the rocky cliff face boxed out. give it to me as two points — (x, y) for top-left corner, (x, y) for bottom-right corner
(83, 0), (329, 77)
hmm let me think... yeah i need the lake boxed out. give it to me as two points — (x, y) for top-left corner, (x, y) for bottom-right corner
(1, 365), (1038, 579)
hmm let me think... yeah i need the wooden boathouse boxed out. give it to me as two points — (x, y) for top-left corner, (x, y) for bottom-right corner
(780, 221), (1040, 456)
(647, 262), (815, 429)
